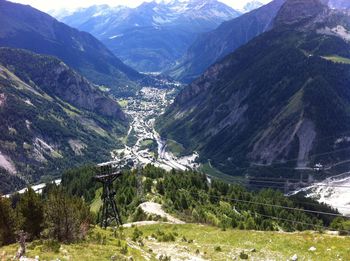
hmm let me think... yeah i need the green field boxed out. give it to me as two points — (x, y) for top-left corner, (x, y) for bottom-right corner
(117, 99), (128, 108)
(1, 224), (349, 260)
(322, 55), (350, 64)
(166, 139), (186, 157)
(90, 188), (103, 214)
(200, 161), (245, 184)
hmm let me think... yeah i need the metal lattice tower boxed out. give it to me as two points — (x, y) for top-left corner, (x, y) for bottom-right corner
(94, 162), (123, 229)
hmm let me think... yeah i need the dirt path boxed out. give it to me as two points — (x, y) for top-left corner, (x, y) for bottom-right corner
(122, 202), (185, 228)
(139, 202), (185, 224)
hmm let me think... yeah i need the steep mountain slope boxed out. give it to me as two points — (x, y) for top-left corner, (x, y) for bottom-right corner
(169, 0), (286, 83)
(157, 0), (350, 177)
(58, 0), (241, 72)
(0, 0), (142, 96)
(0, 48), (127, 194)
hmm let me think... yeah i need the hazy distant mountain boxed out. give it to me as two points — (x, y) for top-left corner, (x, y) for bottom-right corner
(329, 0), (350, 9)
(58, 0), (241, 72)
(169, 0), (285, 83)
(157, 0), (350, 177)
(242, 0), (264, 12)
(0, 48), (127, 194)
(0, 1), (142, 97)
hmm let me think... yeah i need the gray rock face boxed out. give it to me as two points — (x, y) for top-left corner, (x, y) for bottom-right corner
(274, 0), (329, 27)
(0, 48), (125, 121)
(0, 48), (128, 194)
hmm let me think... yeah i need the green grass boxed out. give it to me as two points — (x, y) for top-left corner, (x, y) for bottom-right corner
(140, 139), (154, 148)
(90, 188), (102, 214)
(98, 85), (110, 92)
(117, 99), (128, 108)
(200, 161), (245, 184)
(166, 139), (186, 157)
(322, 55), (350, 64)
(1, 224), (349, 260)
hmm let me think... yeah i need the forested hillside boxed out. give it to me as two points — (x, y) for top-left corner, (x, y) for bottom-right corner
(158, 0), (350, 177)
(0, 48), (127, 194)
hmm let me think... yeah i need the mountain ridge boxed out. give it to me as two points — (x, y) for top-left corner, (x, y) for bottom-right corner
(0, 47), (127, 194)
(58, 0), (241, 72)
(168, 0), (286, 83)
(0, 0), (142, 96)
(157, 0), (350, 177)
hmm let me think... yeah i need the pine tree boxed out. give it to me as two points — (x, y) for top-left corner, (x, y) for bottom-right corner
(0, 197), (17, 246)
(17, 188), (44, 239)
(44, 188), (91, 242)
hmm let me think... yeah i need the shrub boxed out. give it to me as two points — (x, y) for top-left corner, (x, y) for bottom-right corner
(42, 240), (61, 253)
(214, 246), (222, 252)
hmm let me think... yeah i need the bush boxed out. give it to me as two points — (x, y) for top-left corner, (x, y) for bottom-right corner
(240, 252), (249, 259)
(214, 246), (222, 252)
(132, 227), (143, 242)
(120, 245), (128, 255)
(42, 240), (61, 253)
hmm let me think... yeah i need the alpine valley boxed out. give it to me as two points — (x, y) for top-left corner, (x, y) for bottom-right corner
(1, 0), (350, 260)
(55, 0), (241, 72)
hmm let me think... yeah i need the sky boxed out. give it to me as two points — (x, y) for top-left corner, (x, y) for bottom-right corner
(10, 0), (272, 12)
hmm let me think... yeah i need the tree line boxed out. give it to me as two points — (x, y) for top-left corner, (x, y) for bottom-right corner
(0, 185), (92, 247)
(2, 164), (349, 248)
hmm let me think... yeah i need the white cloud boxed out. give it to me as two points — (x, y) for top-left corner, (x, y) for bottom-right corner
(9, 0), (272, 12)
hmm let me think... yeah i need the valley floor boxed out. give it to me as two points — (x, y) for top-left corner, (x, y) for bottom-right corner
(1, 224), (349, 261)
(113, 87), (198, 171)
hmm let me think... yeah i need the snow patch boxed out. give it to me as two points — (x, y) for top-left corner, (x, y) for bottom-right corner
(109, 34), (123, 39)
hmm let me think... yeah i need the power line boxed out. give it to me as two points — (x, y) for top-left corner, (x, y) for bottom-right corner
(253, 213), (349, 234)
(221, 145), (350, 171)
(222, 197), (347, 218)
(188, 191), (349, 219)
(187, 192), (350, 233)
(246, 179), (350, 188)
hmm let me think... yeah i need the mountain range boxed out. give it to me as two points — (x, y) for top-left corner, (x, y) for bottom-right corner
(157, 0), (350, 177)
(57, 0), (241, 72)
(169, 0), (286, 82)
(0, 48), (127, 194)
(329, 0), (350, 10)
(0, 0), (142, 96)
(241, 0), (264, 13)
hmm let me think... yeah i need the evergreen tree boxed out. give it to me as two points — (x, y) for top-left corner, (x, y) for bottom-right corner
(0, 197), (17, 246)
(44, 188), (91, 243)
(16, 188), (44, 239)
